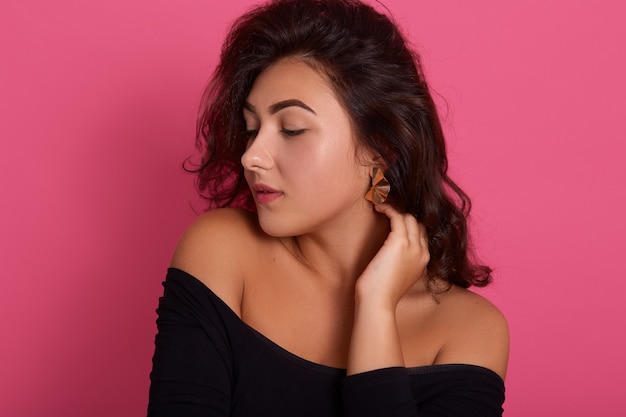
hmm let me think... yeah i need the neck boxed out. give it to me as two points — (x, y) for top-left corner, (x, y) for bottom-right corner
(285, 207), (390, 288)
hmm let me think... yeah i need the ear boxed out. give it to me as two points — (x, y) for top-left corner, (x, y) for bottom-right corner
(355, 141), (387, 175)
(364, 150), (387, 175)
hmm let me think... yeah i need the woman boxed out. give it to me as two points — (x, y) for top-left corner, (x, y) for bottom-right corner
(148, 0), (509, 416)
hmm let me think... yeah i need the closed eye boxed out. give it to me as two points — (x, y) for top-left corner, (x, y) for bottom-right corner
(281, 129), (305, 137)
(244, 129), (259, 139)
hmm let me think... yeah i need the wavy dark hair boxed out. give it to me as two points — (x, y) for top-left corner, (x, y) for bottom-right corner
(190, 0), (491, 289)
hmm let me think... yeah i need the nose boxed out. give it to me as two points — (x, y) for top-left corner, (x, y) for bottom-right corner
(241, 130), (274, 171)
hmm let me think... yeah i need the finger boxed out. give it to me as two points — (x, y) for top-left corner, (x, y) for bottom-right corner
(403, 214), (421, 244)
(417, 222), (429, 249)
(401, 215), (429, 263)
(405, 216), (429, 260)
(416, 222), (430, 265)
(374, 204), (409, 238)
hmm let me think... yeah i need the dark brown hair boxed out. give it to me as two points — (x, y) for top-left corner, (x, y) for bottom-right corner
(191, 0), (491, 288)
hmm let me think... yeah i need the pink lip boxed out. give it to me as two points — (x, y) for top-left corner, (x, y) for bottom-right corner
(251, 183), (283, 204)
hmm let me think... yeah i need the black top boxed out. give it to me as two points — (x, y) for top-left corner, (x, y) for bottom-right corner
(148, 268), (505, 416)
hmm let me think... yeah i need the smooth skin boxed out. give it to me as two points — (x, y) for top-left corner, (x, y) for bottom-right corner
(171, 59), (509, 380)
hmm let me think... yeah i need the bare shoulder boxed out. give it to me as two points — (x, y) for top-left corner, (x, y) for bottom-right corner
(435, 287), (510, 380)
(170, 208), (265, 316)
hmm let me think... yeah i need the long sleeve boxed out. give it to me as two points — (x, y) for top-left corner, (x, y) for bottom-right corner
(147, 268), (234, 416)
(342, 365), (504, 417)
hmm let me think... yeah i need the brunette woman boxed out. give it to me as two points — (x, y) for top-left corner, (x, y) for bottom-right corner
(148, 0), (509, 415)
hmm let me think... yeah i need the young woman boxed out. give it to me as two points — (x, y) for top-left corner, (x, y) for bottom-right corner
(148, 0), (509, 415)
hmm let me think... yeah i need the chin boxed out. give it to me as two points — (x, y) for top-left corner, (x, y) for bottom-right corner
(257, 216), (294, 238)
(256, 213), (309, 238)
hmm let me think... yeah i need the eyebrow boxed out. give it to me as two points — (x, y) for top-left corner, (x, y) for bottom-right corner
(244, 99), (317, 115)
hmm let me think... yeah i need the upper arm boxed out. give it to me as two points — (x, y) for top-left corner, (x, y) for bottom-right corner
(149, 208), (262, 416)
(435, 293), (510, 380)
(149, 269), (233, 416)
(170, 208), (259, 316)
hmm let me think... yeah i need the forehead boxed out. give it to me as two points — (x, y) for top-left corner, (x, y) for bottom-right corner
(246, 59), (339, 109)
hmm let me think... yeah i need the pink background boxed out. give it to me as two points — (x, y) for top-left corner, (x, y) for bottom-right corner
(1, 0), (625, 415)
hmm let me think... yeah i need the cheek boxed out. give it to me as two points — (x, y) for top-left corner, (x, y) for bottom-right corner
(293, 150), (366, 198)
(282, 149), (329, 191)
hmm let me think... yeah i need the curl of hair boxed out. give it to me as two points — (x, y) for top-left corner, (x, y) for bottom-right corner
(188, 0), (492, 289)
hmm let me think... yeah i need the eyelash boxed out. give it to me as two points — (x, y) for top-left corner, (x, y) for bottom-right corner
(244, 128), (305, 138)
(281, 128), (305, 137)
(244, 129), (258, 139)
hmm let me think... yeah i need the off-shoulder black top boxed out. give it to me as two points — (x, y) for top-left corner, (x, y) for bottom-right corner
(148, 268), (505, 416)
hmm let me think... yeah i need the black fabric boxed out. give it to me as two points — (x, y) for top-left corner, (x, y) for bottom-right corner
(148, 268), (505, 416)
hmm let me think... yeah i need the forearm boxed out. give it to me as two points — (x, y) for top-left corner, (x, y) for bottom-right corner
(343, 296), (417, 417)
(346, 296), (404, 376)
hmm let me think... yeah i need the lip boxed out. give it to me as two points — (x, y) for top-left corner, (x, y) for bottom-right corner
(251, 183), (284, 204)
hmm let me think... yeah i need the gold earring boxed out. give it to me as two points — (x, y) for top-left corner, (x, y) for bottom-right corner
(364, 167), (390, 204)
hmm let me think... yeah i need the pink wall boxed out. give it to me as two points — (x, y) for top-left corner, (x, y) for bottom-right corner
(1, 0), (624, 415)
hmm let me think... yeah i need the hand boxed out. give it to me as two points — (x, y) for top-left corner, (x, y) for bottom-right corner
(347, 204), (430, 374)
(356, 204), (430, 309)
